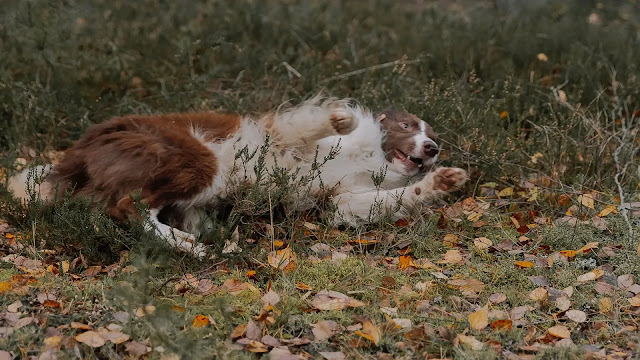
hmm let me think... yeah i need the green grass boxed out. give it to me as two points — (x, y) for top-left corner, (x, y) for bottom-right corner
(1, 0), (640, 359)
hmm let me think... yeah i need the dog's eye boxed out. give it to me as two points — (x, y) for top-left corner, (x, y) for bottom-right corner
(400, 122), (409, 129)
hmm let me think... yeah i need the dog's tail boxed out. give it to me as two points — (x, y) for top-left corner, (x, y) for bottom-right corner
(7, 165), (55, 203)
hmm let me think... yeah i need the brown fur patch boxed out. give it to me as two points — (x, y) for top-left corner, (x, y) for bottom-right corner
(47, 112), (241, 222)
(378, 110), (435, 163)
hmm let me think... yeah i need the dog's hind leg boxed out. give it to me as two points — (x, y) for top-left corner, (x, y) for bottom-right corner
(266, 97), (358, 150)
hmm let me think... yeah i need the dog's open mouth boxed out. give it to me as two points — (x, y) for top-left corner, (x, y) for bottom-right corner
(394, 149), (424, 169)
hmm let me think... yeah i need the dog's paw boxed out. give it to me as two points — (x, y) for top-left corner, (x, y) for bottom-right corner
(329, 108), (358, 135)
(432, 167), (467, 192)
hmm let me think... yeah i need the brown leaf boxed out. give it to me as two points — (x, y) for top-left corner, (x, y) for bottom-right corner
(617, 274), (634, 289)
(311, 290), (365, 311)
(529, 287), (549, 302)
(578, 193), (595, 209)
(488, 293), (506, 304)
(473, 237), (492, 250)
(231, 324), (247, 339)
(437, 250), (465, 265)
(548, 325), (571, 339)
(312, 320), (340, 341)
(75, 331), (106, 348)
(125, 341), (150, 356)
(468, 309), (488, 330)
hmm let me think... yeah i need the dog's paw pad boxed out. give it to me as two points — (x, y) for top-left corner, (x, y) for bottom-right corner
(433, 167), (467, 192)
(330, 109), (357, 135)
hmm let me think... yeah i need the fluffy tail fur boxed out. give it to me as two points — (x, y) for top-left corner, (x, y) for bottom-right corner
(7, 165), (55, 203)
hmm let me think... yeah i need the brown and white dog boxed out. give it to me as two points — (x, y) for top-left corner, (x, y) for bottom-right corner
(9, 97), (467, 256)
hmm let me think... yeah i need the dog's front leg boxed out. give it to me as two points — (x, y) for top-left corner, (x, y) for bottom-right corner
(266, 98), (358, 150)
(333, 167), (467, 226)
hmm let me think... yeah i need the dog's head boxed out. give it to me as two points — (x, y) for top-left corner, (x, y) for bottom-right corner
(377, 109), (439, 176)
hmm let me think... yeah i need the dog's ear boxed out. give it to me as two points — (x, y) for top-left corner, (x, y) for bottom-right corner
(375, 108), (394, 122)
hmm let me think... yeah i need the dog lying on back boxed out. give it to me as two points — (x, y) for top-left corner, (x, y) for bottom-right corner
(9, 97), (467, 256)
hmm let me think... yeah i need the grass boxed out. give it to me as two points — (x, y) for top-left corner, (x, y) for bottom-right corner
(1, 0), (640, 359)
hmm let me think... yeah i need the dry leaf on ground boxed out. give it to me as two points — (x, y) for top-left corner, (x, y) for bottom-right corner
(311, 290), (365, 311)
(468, 309), (488, 330)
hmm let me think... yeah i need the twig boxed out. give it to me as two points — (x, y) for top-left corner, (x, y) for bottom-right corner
(322, 58), (422, 82)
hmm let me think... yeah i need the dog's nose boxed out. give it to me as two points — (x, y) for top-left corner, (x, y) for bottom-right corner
(424, 141), (439, 158)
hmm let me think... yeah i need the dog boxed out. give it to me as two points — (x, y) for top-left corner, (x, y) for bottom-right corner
(8, 97), (467, 256)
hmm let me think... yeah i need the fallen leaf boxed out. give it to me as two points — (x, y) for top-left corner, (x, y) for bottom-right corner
(565, 310), (587, 323)
(555, 297), (571, 311)
(599, 298), (613, 313)
(355, 321), (382, 345)
(529, 287), (549, 302)
(125, 341), (150, 356)
(99, 330), (130, 344)
(488, 293), (506, 304)
(269, 347), (299, 359)
(468, 309), (488, 330)
(510, 306), (531, 320)
(267, 247), (296, 271)
(515, 261), (534, 269)
(312, 320), (340, 341)
(597, 206), (617, 217)
(398, 255), (413, 270)
(71, 322), (92, 330)
(557, 194), (571, 206)
(456, 334), (484, 350)
(437, 250), (464, 265)
(490, 319), (512, 331)
(548, 325), (571, 339)
(617, 274), (634, 289)
(473, 237), (492, 250)
(578, 194), (595, 209)
(559, 250), (577, 259)
(498, 188), (514, 197)
(311, 290), (365, 311)
(75, 331), (106, 348)
(629, 296), (640, 307)
(192, 315), (209, 328)
(577, 269), (604, 283)
(231, 324), (247, 339)
(262, 290), (280, 306)
(577, 242), (599, 254)
(537, 53), (548, 62)
(558, 90), (568, 103)
(296, 282), (313, 291)
(0, 282), (11, 294)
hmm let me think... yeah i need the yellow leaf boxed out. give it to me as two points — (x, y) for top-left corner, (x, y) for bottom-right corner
(500, 111), (509, 119)
(231, 324), (247, 339)
(629, 297), (640, 307)
(360, 321), (382, 345)
(578, 193), (595, 209)
(267, 246), (296, 271)
(468, 309), (488, 330)
(75, 331), (106, 348)
(43, 336), (63, 347)
(597, 206), (617, 217)
(273, 240), (284, 248)
(599, 297), (613, 313)
(490, 319), (512, 331)
(0, 281), (11, 294)
(559, 250), (577, 259)
(578, 242), (599, 254)
(398, 255), (413, 270)
(443, 233), (459, 247)
(295, 282), (313, 291)
(498, 187), (514, 197)
(537, 53), (548, 62)
(192, 315), (209, 328)
(577, 269), (604, 283)
(548, 325), (571, 338)
(515, 261), (534, 269)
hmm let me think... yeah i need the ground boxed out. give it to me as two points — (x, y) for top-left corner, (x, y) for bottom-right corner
(1, 1), (640, 359)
